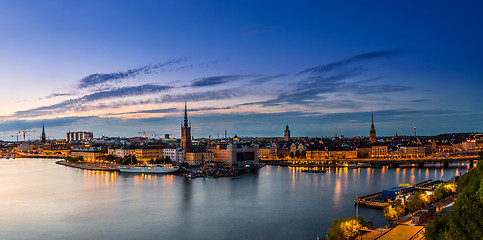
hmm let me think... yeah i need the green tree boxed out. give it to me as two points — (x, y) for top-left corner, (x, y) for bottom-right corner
(106, 154), (116, 163)
(394, 199), (406, 217)
(433, 182), (457, 201)
(407, 192), (430, 212)
(327, 217), (366, 240)
(65, 156), (84, 163)
(289, 152), (294, 159)
(425, 153), (483, 240)
(294, 150), (301, 159)
(278, 153), (284, 159)
(383, 205), (398, 223)
(301, 150), (306, 159)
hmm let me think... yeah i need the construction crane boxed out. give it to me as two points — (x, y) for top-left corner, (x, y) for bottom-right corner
(19, 129), (36, 142)
(11, 132), (21, 143)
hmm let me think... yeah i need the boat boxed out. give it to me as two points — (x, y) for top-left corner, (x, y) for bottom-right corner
(301, 168), (327, 173)
(118, 164), (179, 174)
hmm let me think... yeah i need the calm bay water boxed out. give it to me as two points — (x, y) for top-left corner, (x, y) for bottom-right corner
(0, 158), (469, 240)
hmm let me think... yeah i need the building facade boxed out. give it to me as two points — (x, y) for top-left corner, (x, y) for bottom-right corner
(185, 152), (213, 166)
(67, 131), (93, 142)
(70, 149), (102, 161)
(162, 148), (185, 163)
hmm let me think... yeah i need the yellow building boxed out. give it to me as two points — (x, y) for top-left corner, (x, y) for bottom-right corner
(306, 150), (327, 159)
(371, 145), (388, 157)
(185, 152), (213, 166)
(70, 149), (102, 162)
(134, 148), (162, 162)
(328, 150), (357, 159)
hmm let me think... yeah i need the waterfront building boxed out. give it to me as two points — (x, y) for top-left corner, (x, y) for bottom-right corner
(371, 144), (388, 157)
(41, 124), (46, 144)
(370, 113), (376, 143)
(259, 148), (271, 158)
(462, 140), (477, 150)
(185, 152), (213, 166)
(108, 147), (135, 158)
(328, 150), (357, 159)
(269, 143), (277, 157)
(66, 131), (93, 142)
(306, 150), (327, 159)
(284, 125), (290, 141)
(41, 141), (71, 155)
(400, 145), (425, 158)
(70, 148), (102, 161)
(134, 148), (162, 162)
(209, 144), (259, 167)
(356, 146), (372, 158)
(180, 102), (192, 152)
(162, 148), (185, 163)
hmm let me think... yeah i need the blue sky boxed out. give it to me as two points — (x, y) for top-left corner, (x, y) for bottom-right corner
(0, 0), (482, 140)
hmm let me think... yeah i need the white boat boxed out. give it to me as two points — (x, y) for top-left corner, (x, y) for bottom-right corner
(118, 164), (179, 174)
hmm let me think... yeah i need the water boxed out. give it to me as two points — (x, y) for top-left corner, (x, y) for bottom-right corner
(0, 158), (469, 240)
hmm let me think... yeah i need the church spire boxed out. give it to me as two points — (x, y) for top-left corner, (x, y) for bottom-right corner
(370, 113), (376, 143)
(183, 102), (188, 128)
(41, 123), (46, 143)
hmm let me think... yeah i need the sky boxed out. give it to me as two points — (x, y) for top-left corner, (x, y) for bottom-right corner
(0, 0), (482, 140)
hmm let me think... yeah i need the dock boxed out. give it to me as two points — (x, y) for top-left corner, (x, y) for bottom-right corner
(355, 180), (441, 208)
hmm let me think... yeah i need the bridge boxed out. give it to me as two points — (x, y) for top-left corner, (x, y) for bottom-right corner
(262, 155), (480, 168)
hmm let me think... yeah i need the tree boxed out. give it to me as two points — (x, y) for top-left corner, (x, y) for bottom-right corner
(394, 199), (406, 217)
(289, 152), (294, 159)
(278, 153), (284, 159)
(425, 154), (483, 240)
(294, 150), (301, 159)
(407, 192), (430, 212)
(65, 156), (84, 163)
(106, 154), (116, 163)
(327, 217), (366, 240)
(301, 150), (306, 159)
(383, 205), (398, 223)
(433, 182), (457, 201)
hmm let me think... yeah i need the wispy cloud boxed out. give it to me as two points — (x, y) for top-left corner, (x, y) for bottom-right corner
(190, 75), (245, 87)
(11, 84), (171, 118)
(249, 50), (410, 107)
(78, 57), (189, 89)
(298, 50), (403, 75)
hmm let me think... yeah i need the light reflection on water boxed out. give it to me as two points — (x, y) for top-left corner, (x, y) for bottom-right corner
(0, 158), (472, 240)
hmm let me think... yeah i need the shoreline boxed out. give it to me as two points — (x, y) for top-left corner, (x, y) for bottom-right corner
(56, 161), (119, 172)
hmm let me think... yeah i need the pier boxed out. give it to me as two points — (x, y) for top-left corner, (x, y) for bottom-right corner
(355, 180), (441, 208)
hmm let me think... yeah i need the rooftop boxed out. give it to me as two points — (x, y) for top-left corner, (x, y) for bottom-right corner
(375, 225), (425, 240)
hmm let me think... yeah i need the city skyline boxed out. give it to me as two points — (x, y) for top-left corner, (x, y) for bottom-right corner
(1, 1), (482, 139)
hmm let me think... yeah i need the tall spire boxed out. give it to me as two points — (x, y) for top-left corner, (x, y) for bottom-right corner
(41, 123), (46, 143)
(183, 102), (188, 127)
(371, 113), (374, 128)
